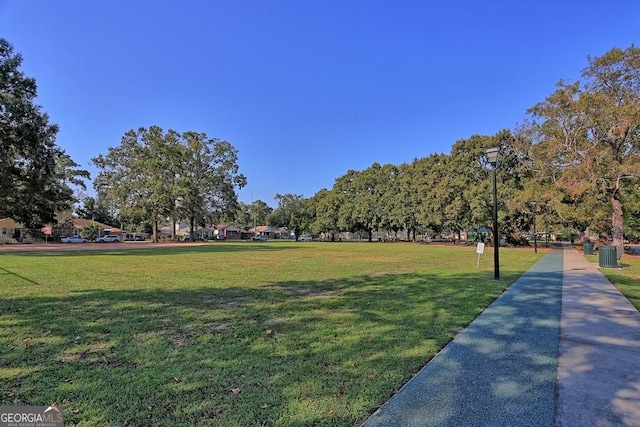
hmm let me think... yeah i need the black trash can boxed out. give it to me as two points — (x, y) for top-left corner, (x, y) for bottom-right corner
(598, 245), (618, 268)
(583, 243), (594, 255)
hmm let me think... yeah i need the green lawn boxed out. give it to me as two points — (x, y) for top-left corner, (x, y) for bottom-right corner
(593, 254), (640, 311)
(0, 242), (542, 426)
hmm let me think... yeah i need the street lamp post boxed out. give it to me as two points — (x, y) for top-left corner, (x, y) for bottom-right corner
(486, 147), (500, 280)
(531, 202), (538, 254)
(545, 216), (549, 247)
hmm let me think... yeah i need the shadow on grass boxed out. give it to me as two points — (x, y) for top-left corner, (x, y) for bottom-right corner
(0, 267), (539, 426)
(0, 267), (42, 285)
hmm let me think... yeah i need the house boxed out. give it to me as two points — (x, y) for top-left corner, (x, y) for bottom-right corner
(248, 225), (276, 239)
(247, 226), (292, 240)
(0, 218), (24, 243)
(214, 224), (241, 240)
(274, 227), (293, 239)
(158, 222), (215, 240)
(54, 219), (120, 238)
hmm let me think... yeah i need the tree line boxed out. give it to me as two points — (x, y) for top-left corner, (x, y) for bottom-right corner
(267, 46), (640, 250)
(2, 35), (639, 251)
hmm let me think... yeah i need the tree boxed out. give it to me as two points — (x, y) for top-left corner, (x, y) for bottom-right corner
(93, 126), (176, 242)
(248, 200), (273, 230)
(308, 189), (339, 240)
(55, 151), (90, 204)
(93, 127), (246, 241)
(76, 196), (115, 225)
(224, 201), (264, 230)
(179, 132), (247, 239)
(445, 135), (496, 242)
(333, 170), (365, 239)
(413, 154), (450, 236)
(81, 222), (100, 241)
(330, 164), (392, 241)
(270, 193), (307, 240)
(527, 46), (640, 251)
(0, 38), (88, 227)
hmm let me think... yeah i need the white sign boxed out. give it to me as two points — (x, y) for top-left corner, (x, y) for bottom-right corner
(476, 242), (485, 269)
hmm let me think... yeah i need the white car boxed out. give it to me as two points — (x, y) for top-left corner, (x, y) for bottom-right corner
(96, 234), (121, 243)
(299, 235), (313, 241)
(61, 236), (88, 243)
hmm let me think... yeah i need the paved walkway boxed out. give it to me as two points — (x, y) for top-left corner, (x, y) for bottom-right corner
(362, 247), (640, 427)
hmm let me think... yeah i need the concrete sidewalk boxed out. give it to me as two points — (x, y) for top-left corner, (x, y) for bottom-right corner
(557, 249), (640, 426)
(362, 248), (640, 427)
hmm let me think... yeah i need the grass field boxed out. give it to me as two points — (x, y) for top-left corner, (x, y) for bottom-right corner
(591, 253), (640, 310)
(1, 241), (546, 426)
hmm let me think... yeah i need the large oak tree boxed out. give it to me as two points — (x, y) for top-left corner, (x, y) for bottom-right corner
(527, 46), (640, 251)
(92, 127), (246, 241)
(0, 38), (88, 228)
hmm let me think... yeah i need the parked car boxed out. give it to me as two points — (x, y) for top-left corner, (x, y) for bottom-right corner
(96, 234), (121, 243)
(299, 235), (313, 241)
(61, 236), (88, 243)
(252, 235), (268, 241)
(124, 234), (145, 241)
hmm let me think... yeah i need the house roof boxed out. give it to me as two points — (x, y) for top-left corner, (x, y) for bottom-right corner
(59, 219), (120, 233)
(249, 225), (276, 233)
(0, 218), (23, 229)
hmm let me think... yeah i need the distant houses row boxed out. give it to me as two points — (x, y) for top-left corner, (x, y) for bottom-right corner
(1, 217), (293, 243)
(163, 224), (293, 241)
(0, 217), (124, 243)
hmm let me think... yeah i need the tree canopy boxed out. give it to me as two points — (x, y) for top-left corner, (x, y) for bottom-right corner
(0, 38), (89, 228)
(92, 127), (246, 241)
(525, 45), (640, 250)
(269, 193), (308, 240)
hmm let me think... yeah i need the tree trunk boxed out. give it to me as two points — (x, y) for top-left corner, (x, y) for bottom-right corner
(189, 216), (196, 241)
(611, 194), (624, 253)
(153, 218), (158, 243)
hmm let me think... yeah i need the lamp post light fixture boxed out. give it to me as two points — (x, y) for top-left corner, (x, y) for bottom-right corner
(485, 147), (500, 280)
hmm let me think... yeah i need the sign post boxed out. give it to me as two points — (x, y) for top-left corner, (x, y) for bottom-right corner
(476, 242), (485, 268)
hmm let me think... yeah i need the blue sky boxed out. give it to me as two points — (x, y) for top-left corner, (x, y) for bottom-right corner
(1, 1), (638, 206)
